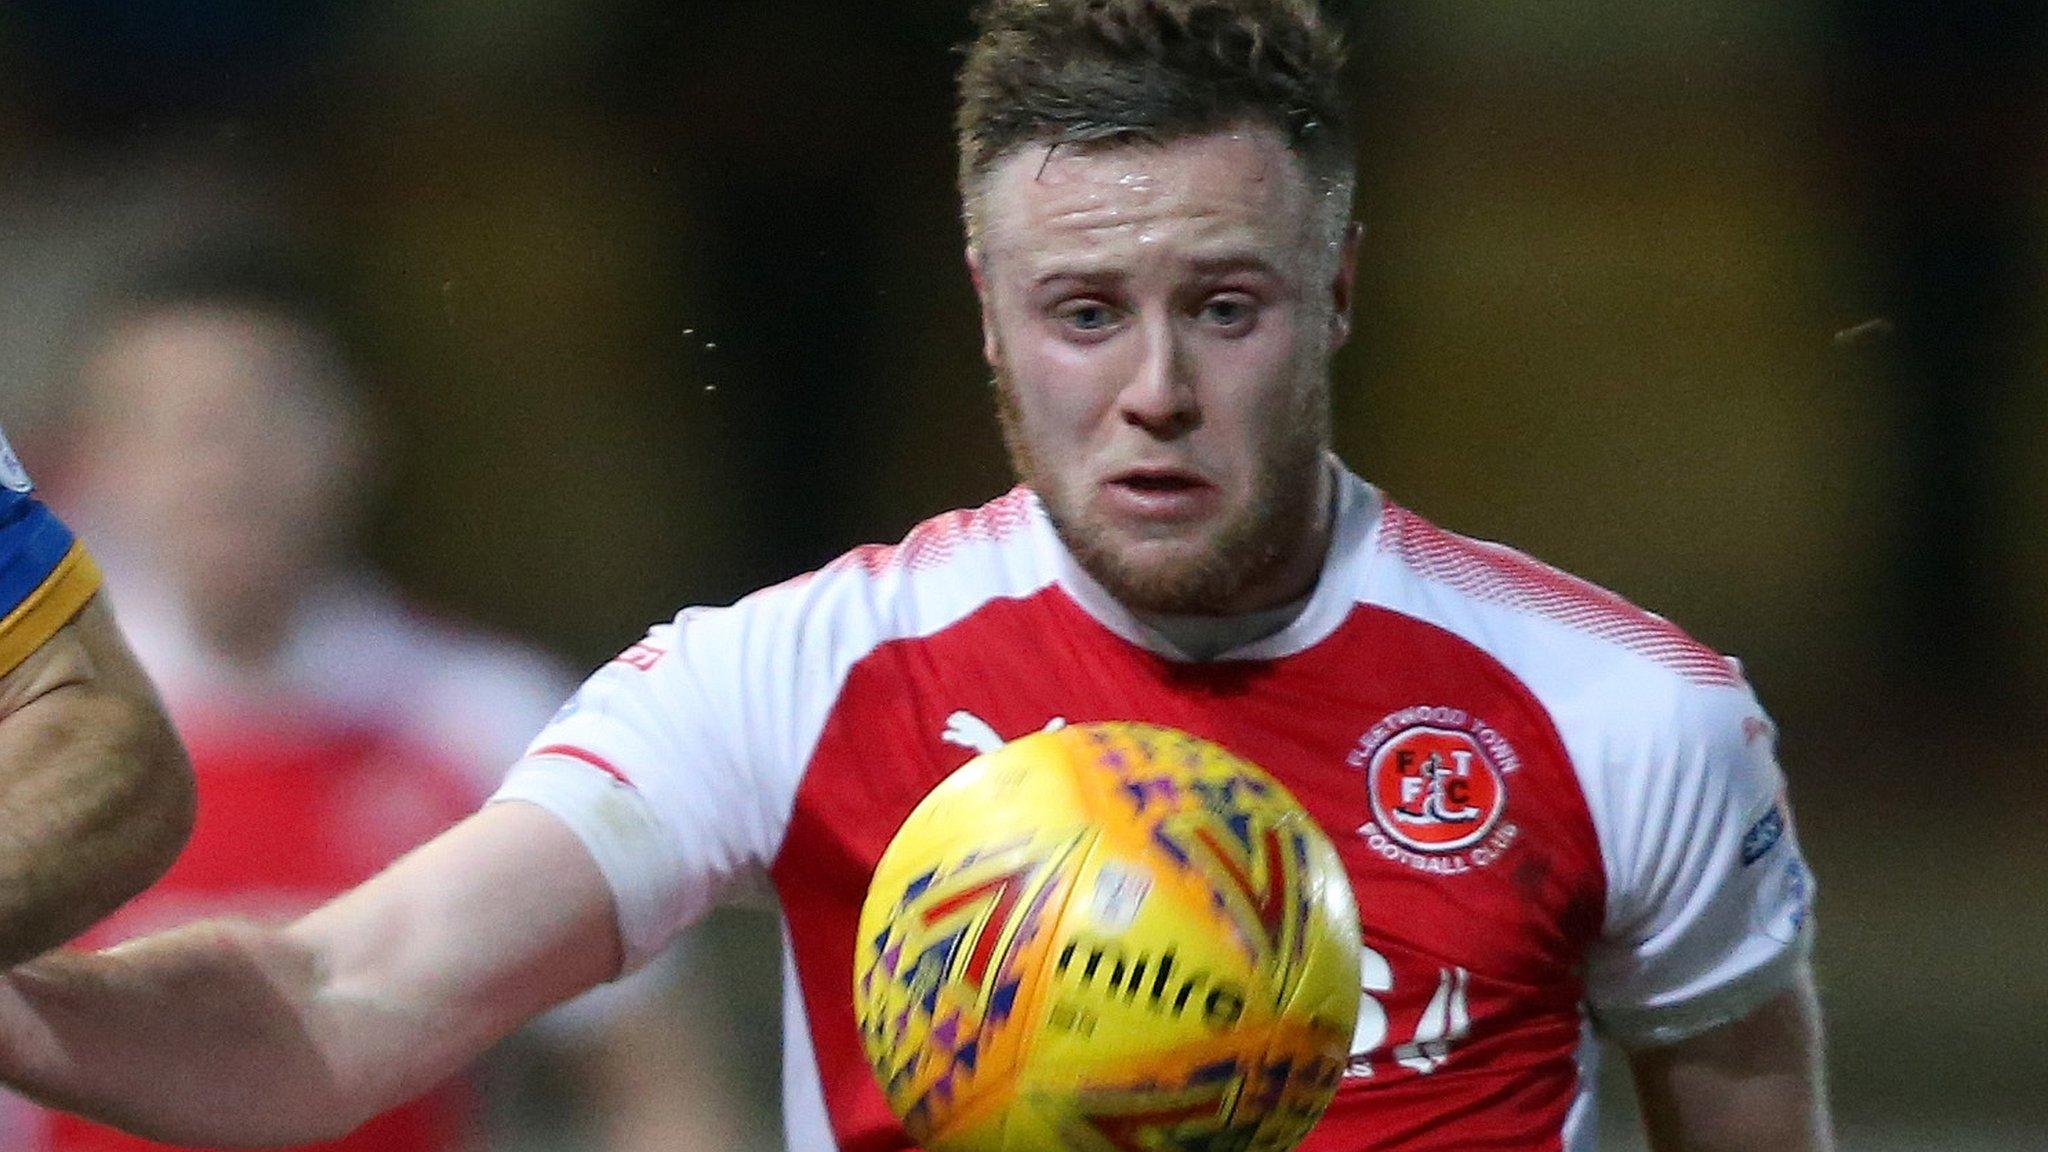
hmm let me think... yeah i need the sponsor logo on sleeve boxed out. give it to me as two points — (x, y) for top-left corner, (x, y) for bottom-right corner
(0, 428), (32, 493)
(1350, 706), (1520, 877)
(1740, 801), (1787, 866)
(1754, 854), (1812, 945)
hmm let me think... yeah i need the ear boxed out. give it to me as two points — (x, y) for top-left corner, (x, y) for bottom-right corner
(966, 245), (1001, 368)
(1328, 221), (1364, 350)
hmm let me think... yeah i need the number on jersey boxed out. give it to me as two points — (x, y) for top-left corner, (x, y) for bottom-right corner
(1346, 945), (1471, 1078)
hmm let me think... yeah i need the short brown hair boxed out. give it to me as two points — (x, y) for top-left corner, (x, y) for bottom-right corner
(957, 0), (1352, 227)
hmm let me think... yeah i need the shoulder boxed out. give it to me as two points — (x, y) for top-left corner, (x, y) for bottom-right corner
(1364, 498), (1754, 744)
(699, 486), (1056, 659)
(1360, 496), (1773, 805)
(1369, 498), (1743, 696)
(500, 490), (1061, 935)
(553, 489), (1056, 770)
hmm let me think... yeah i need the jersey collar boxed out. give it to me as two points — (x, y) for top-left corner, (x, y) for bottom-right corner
(1035, 457), (1383, 663)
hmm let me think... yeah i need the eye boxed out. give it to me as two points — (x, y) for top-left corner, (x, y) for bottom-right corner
(1053, 299), (1121, 337)
(1198, 293), (1258, 334)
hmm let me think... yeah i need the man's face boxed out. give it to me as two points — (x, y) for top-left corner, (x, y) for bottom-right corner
(73, 306), (366, 622)
(970, 124), (1357, 617)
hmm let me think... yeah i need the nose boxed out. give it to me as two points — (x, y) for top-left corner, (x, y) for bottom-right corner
(1118, 313), (1200, 438)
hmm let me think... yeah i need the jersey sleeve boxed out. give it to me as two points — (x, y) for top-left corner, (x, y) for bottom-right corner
(1579, 676), (1816, 1047)
(487, 586), (819, 975)
(0, 426), (101, 679)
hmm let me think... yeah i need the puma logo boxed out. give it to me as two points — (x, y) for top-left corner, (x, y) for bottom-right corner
(941, 710), (1068, 756)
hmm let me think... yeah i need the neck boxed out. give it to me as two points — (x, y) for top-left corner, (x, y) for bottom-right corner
(1135, 591), (1313, 661)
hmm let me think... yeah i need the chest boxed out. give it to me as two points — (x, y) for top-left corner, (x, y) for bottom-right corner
(785, 596), (1606, 1037)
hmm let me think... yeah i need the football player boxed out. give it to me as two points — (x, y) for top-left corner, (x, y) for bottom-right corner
(25, 258), (749, 1152)
(0, 2), (1831, 1149)
(0, 426), (191, 968)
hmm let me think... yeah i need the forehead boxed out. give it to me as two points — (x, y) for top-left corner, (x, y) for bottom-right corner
(87, 305), (352, 421)
(974, 125), (1322, 271)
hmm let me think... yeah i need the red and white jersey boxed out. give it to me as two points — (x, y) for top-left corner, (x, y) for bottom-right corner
(102, 563), (573, 784)
(493, 466), (1815, 1152)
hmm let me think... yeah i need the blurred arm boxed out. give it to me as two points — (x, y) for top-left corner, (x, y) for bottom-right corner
(0, 595), (194, 966)
(0, 800), (623, 1146)
(1628, 965), (1835, 1152)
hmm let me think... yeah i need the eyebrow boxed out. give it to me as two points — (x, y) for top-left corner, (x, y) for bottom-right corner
(1184, 252), (1285, 278)
(1026, 251), (1286, 290)
(1029, 266), (1126, 290)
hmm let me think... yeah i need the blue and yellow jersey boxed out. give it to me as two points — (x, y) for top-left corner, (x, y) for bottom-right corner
(0, 426), (100, 678)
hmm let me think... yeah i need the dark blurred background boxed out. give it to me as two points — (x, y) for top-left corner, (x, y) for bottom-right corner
(0, 1), (2041, 1149)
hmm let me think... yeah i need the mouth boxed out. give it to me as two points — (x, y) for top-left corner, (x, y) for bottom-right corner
(1099, 466), (1219, 523)
(1111, 465), (1208, 491)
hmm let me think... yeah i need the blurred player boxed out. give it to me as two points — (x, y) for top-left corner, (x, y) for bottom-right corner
(0, 3), (1832, 1150)
(23, 257), (743, 1152)
(0, 428), (191, 969)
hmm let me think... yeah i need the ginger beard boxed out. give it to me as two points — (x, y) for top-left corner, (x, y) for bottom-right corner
(995, 359), (1333, 618)
(971, 126), (1355, 619)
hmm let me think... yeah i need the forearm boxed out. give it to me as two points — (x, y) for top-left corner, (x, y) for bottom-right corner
(0, 918), (370, 1146)
(0, 804), (624, 1148)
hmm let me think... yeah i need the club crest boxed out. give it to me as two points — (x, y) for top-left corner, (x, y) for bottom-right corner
(1351, 706), (1520, 876)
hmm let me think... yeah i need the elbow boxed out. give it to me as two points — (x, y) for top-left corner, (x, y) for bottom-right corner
(68, 688), (195, 914)
(117, 703), (196, 899)
(0, 641), (195, 964)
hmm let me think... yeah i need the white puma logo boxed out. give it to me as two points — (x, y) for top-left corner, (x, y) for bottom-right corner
(941, 710), (1068, 756)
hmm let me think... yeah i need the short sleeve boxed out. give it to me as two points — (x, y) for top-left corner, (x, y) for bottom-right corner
(0, 425), (101, 678)
(1581, 679), (1816, 1047)
(485, 494), (1052, 979)
(488, 602), (797, 975)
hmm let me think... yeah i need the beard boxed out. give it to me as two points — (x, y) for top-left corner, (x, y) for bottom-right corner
(995, 367), (1332, 617)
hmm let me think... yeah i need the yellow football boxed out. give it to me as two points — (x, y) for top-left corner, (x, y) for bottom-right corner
(854, 721), (1362, 1151)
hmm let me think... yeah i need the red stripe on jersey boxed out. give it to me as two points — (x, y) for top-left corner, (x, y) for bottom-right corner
(532, 743), (637, 788)
(1380, 501), (1742, 688)
(841, 487), (1036, 577)
(756, 488), (1038, 599)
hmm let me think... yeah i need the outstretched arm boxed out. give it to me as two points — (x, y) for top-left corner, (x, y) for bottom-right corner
(1629, 965), (1835, 1152)
(0, 595), (193, 966)
(0, 800), (623, 1146)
